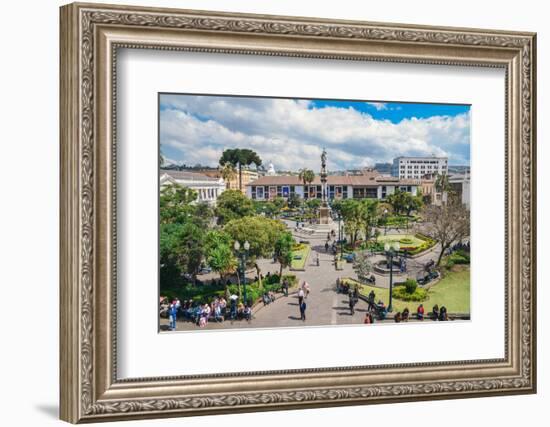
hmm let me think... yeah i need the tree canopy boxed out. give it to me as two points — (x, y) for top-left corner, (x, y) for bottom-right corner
(215, 189), (256, 225)
(274, 231), (295, 277)
(298, 168), (315, 186)
(219, 148), (262, 191)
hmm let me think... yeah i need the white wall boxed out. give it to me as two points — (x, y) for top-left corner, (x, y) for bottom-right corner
(0, 1), (547, 426)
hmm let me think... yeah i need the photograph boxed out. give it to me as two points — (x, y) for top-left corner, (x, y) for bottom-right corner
(158, 94), (472, 331)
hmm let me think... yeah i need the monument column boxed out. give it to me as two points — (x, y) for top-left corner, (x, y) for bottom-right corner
(319, 149), (331, 225)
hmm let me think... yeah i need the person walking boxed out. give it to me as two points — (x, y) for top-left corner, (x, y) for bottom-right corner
(302, 281), (310, 299)
(348, 291), (356, 316)
(297, 287), (305, 306)
(168, 303), (177, 331)
(299, 300), (307, 321)
(325, 241), (329, 252)
(282, 278), (289, 297)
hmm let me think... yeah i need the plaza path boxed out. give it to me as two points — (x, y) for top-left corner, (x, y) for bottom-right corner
(162, 222), (443, 331)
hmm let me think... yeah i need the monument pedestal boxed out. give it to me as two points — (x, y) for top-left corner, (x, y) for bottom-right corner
(319, 206), (331, 225)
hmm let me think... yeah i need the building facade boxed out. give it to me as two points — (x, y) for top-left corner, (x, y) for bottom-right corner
(160, 169), (226, 205)
(200, 167), (259, 194)
(392, 156), (448, 179)
(246, 171), (419, 202)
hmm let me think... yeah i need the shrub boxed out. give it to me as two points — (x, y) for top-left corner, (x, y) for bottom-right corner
(399, 238), (414, 245)
(445, 251), (470, 268)
(392, 286), (428, 302)
(404, 278), (418, 294)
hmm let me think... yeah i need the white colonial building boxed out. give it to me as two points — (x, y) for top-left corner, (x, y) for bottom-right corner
(246, 170), (420, 202)
(392, 156), (448, 179)
(160, 169), (226, 205)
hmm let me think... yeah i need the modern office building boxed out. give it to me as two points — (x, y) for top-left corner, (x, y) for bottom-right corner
(391, 156), (448, 179)
(160, 169), (226, 205)
(246, 170), (420, 202)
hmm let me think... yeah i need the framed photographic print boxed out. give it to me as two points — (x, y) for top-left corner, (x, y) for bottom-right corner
(60, 2), (537, 423)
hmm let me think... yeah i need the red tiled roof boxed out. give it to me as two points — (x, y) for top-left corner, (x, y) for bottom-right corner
(247, 173), (419, 187)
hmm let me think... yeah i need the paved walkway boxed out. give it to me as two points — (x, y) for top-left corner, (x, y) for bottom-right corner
(162, 222), (444, 332)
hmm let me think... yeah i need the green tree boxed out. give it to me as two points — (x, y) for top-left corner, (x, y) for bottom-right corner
(360, 199), (379, 242)
(159, 183), (198, 224)
(219, 148), (262, 191)
(215, 189), (255, 225)
(271, 196), (286, 217)
(386, 189), (407, 215)
(223, 216), (286, 288)
(287, 193), (303, 209)
(306, 198), (321, 213)
(219, 162), (237, 189)
(274, 231), (294, 277)
(160, 222), (206, 285)
(206, 242), (237, 296)
(339, 199), (363, 247)
(298, 168), (315, 187)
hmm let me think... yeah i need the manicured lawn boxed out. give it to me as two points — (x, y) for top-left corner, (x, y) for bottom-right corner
(291, 244), (311, 270)
(377, 234), (425, 249)
(344, 266), (470, 313)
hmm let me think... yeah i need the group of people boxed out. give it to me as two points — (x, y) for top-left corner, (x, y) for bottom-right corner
(165, 296), (255, 330)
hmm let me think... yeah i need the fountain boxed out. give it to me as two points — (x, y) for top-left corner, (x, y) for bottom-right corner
(373, 259), (405, 276)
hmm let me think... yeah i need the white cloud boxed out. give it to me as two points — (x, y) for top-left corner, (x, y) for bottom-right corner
(365, 102), (388, 111)
(160, 96), (470, 171)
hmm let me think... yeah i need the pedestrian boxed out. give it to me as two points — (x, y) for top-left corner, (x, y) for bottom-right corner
(349, 293), (356, 316)
(302, 281), (310, 299)
(364, 312), (373, 324)
(298, 287), (305, 305)
(316, 253), (320, 266)
(325, 241), (329, 252)
(416, 304), (425, 321)
(300, 300), (307, 321)
(229, 294), (238, 320)
(282, 278), (289, 297)
(168, 303), (177, 331)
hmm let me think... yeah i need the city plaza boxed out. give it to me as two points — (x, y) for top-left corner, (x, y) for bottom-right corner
(159, 154), (471, 331)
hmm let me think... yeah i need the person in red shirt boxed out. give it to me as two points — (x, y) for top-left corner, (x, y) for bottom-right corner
(417, 304), (425, 320)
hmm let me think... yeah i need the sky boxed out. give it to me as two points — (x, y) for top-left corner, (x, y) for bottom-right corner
(159, 94), (471, 172)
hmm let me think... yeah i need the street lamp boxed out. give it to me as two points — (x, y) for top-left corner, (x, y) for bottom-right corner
(384, 241), (400, 313)
(383, 208), (389, 235)
(337, 212), (343, 258)
(234, 240), (251, 306)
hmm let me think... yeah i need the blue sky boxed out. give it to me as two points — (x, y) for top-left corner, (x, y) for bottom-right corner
(311, 100), (470, 124)
(160, 94), (470, 172)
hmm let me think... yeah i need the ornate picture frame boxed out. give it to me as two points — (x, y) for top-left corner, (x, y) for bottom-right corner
(60, 2), (536, 423)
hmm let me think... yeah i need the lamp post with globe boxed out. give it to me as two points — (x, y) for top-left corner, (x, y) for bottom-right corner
(234, 240), (250, 306)
(384, 241), (400, 313)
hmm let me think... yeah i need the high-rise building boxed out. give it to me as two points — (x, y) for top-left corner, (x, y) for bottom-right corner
(391, 156), (448, 179)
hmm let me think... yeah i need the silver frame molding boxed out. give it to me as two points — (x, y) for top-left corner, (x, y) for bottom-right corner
(60, 2), (537, 423)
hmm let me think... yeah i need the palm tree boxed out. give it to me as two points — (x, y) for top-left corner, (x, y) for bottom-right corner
(219, 162), (237, 189)
(298, 168), (315, 195)
(219, 149), (262, 191)
(360, 199), (379, 242)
